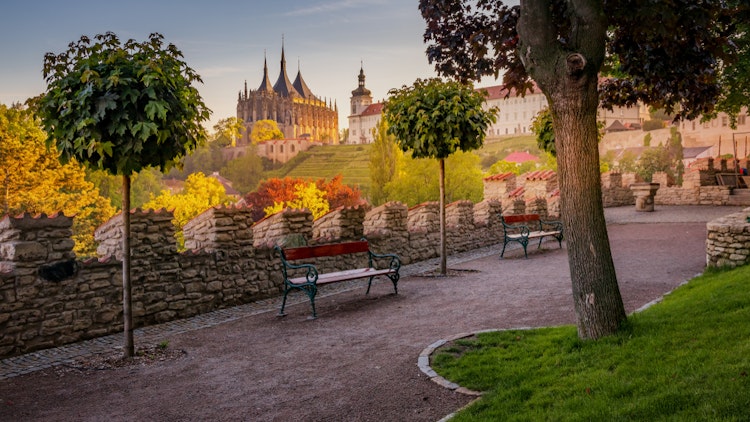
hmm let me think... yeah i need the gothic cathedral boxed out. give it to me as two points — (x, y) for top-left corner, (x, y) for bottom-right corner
(236, 45), (339, 145)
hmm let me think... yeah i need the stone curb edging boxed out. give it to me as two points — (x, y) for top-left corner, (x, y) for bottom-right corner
(422, 275), (700, 421)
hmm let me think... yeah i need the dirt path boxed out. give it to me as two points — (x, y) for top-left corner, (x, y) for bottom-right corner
(0, 222), (711, 421)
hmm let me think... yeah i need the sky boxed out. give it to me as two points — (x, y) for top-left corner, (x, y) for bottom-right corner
(0, 0), (500, 131)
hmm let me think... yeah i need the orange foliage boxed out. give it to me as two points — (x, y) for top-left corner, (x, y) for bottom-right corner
(245, 175), (364, 221)
(316, 175), (364, 210)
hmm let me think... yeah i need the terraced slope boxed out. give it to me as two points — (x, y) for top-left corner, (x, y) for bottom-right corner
(268, 144), (373, 194)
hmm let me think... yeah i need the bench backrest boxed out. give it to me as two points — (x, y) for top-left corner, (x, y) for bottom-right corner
(282, 240), (370, 261)
(502, 214), (540, 224)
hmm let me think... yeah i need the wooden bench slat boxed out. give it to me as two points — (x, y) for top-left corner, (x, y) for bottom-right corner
(502, 214), (541, 224)
(283, 241), (370, 261)
(289, 267), (395, 285)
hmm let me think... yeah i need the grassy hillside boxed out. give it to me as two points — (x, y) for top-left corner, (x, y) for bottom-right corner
(265, 144), (373, 194)
(262, 135), (539, 196)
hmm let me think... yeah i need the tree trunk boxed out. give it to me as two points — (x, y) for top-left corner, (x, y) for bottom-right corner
(439, 158), (447, 275)
(122, 174), (134, 358)
(552, 86), (627, 340)
(519, 0), (627, 339)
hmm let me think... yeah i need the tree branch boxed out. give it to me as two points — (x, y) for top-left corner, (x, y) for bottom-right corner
(518, 0), (558, 77)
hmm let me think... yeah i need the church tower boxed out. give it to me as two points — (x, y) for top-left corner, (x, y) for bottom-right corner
(350, 65), (372, 116)
(347, 65), (382, 144)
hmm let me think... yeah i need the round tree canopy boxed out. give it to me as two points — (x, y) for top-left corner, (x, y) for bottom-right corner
(383, 78), (495, 160)
(39, 32), (210, 175)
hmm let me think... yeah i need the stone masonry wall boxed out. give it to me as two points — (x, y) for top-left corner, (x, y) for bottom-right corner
(706, 208), (750, 268)
(0, 199), (507, 359)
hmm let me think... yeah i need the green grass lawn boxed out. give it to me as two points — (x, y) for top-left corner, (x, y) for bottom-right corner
(432, 265), (750, 421)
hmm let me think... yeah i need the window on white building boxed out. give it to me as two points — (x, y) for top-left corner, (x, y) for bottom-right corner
(739, 115), (747, 126)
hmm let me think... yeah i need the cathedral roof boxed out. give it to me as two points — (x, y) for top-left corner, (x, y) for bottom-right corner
(257, 57), (274, 92)
(273, 45), (300, 98)
(293, 68), (314, 99)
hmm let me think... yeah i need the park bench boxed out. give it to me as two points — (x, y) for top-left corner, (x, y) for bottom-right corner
(500, 214), (564, 259)
(275, 240), (401, 318)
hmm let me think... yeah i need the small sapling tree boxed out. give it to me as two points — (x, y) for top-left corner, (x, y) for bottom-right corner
(384, 78), (495, 275)
(39, 32), (210, 357)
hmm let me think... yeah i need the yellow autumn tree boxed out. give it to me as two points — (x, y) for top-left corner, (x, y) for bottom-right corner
(0, 103), (115, 256)
(264, 182), (329, 219)
(143, 172), (233, 248)
(250, 119), (284, 143)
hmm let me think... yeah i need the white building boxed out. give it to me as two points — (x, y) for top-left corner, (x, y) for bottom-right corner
(479, 83), (644, 137)
(347, 66), (383, 144)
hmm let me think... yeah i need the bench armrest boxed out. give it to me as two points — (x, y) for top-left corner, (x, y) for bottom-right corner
(275, 246), (319, 284)
(501, 219), (531, 237)
(539, 219), (563, 233)
(369, 251), (401, 272)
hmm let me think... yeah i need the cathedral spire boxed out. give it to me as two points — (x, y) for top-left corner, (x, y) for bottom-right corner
(273, 37), (300, 98)
(293, 58), (314, 99)
(258, 52), (273, 92)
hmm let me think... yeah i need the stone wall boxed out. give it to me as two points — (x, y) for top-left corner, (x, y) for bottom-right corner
(0, 199), (507, 359)
(597, 159), (747, 208)
(706, 208), (750, 268)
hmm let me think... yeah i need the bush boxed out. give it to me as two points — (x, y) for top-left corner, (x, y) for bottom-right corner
(642, 119), (665, 131)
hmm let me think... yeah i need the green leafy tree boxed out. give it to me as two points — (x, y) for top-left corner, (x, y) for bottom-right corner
(643, 133), (652, 147)
(531, 107), (556, 157)
(368, 119), (401, 205)
(713, 3), (750, 127)
(250, 119), (284, 143)
(636, 147), (673, 182)
(384, 78), (495, 274)
(488, 159), (537, 176)
(88, 167), (165, 209)
(420, 0), (739, 339)
(386, 151), (484, 205)
(220, 145), (265, 194)
(213, 117), (245, 147)
(669, 127), (685, 185)
(38, 32), (210, 357)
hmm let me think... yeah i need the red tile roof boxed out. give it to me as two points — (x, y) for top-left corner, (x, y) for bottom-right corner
(361, 102), (384, 116)
(504, 151), (539, 163)
(508, 186), (525, 198)
(477, 82), (543, 100)
(524, 170), (557, 181)
(483, 172), (515, 182)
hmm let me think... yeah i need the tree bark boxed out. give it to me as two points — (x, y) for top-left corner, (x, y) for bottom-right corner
(439, 158), (447, 275)
(122, 174), (134, 358)
(518, 0), (627, 339)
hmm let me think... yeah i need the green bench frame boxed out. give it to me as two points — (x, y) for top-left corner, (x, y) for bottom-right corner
(500, 214), (564, 258)
(275, 240), (401, 318)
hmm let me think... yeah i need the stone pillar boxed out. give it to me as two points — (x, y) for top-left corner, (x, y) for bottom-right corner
(94, 209), (176, 261)
(251, 208), (313, 248)
(183, 205), (255, 252)
(630, 183), (660, 211)
(482, 173), (516, 201)
(363, 202), (409, 262)
(407, 202), (439, 233)
(0, 212), (75, 276)
(312, 204), (369, 242)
